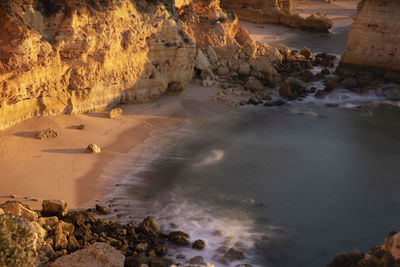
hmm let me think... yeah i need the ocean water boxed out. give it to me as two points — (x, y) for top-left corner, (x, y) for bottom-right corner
(99, 26), (400, 266)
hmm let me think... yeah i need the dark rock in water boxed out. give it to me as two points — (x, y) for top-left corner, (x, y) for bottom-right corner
(324, 77), (341, 92)
(315, 53), (337, 67)
(155, 244), (167, 256)
(341, 78), (358, 89)
(328, 250), (364, 267)
(247, 98), (260, 105)
(95, 204), (109, 215)
(326, 103), (339, 108)
(223, 248), (246, 262)
(298, 70), (315, 83)
(300, 47), (314, 60)
(321, 69), (331, 76)
(263, 101), (274, 107)
(138, 216), (160, 235)
(192, 239), (206, 250)
(305, 87), (316, 94)
(168, 231), (190, 246)
(273, 99), (285, 106)
(279, 77), (307, 99)
(239, 100), (247, 106)
(187, 256), (205, 265)
(314, 89), (325, 98)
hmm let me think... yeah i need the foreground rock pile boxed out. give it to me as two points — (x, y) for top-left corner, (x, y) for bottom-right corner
(0, 200), (249, 267)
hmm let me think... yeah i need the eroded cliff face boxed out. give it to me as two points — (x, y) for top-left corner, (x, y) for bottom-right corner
(0, 0), (196, 130)
(220, 0), (332, 32)
(339, 0), (400, 80)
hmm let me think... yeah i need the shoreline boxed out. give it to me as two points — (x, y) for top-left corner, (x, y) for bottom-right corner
(0, 83), (222, 211)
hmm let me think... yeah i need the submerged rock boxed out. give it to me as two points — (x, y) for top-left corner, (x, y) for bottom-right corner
(192, 239), (206, 250)
(168, 231), (190, 246)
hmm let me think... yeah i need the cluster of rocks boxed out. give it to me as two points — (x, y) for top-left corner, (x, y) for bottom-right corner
(203, 44), (338, 105)
(0, 199), (249, 267)
(37, 128), (58, 140)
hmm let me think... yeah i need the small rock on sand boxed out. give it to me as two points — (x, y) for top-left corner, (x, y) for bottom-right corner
(37, 128), (58, 140)
(109, 108), (123, 119)
(86, 144), (101, 154)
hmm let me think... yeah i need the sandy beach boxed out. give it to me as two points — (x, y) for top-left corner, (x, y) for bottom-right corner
(240, 0), (358, 44)
(0, 84), (226, 210)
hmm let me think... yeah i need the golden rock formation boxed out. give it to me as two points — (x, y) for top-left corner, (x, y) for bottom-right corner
(0, 0), (196, 130)
(339, 0), (400, 80)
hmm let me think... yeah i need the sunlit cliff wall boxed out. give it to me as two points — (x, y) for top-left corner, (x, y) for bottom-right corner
(0, 0), (196, 130)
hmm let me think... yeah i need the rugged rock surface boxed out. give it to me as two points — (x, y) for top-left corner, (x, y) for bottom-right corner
(338, 0), (400, 82)
(220, 0), (332, 32)
(50, 242), (125, 267)
(0, 0), (195, 130)
(329, 232), (400, 267)
(0, 215), (38, 266)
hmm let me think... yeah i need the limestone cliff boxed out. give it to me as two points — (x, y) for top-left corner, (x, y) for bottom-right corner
(220, 0), (332, 32)
(339, 0), (400, 81)
(0, 0), (196, 130)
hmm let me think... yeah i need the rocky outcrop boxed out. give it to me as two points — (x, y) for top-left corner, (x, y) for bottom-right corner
(329, 232), (400, 267)
(220, 0), (332, 32)
(0, 0), (195, 130)
(50, 242), (125, 267)
(338, 0), (400, 82)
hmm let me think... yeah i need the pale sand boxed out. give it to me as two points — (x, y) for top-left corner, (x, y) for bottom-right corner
(240, 0), (358, 44)
(293, 0), (358, 27)
(0, 84), (228, 210)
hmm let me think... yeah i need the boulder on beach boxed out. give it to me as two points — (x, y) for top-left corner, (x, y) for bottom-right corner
(37, 128), (58, 140)
(50, 242), (125, 267)
(42, 200), (68, 217)
(1, 201), (38, 221)
(109, 108), (123, 119)
(86, 144), (101, 154)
